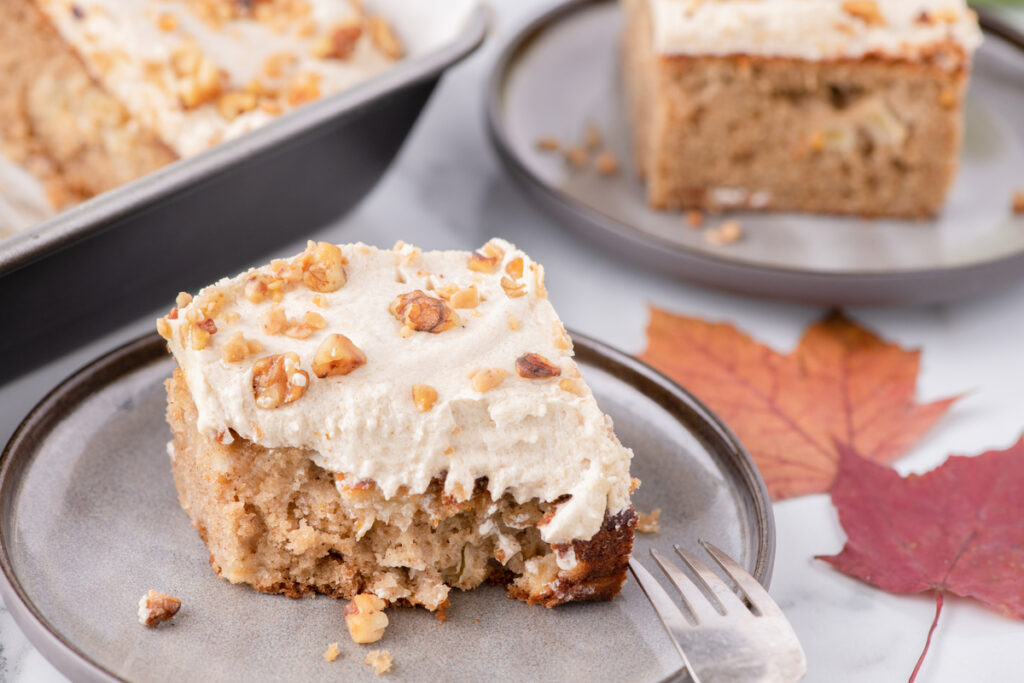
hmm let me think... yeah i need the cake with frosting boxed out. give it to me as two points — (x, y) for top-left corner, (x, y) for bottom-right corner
(622, 0), (983, 217)
(0, 0), (402, 237)
(157, 238), (637, 610)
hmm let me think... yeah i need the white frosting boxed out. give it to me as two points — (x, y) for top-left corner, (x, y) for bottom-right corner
(650, 0), (982, 64)
(163, 240), (634, 544)
(37, 0), (398, 157)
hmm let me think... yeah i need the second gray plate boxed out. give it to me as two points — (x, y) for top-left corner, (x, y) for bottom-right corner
(0, 332), (772, 682)
(488, 0), (1024, 305)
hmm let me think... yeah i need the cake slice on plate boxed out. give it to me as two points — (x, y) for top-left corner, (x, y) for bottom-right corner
(621, 0), (982, 217)
(157, 239), (637, 610)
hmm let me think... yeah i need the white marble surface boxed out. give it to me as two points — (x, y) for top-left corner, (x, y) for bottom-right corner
(2, 1), (1023, 681)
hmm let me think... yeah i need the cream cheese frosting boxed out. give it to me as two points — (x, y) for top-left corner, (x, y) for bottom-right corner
(650, 0), (982, 65)
(37, 0), (400, 157)
(160, 239), (635, 545)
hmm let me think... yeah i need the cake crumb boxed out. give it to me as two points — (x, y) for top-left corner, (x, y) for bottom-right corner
(137, 589), (181, 627)
(323, 642), (341, 662)
(434, 600), (450, 624)
(584, 122), (603, 151)
(535, 136), (561, 152)
(565, 146), (589, 169)
(596, 151), (619, 176)
(636, 508), (661, 534)
(685, 210), (705, 228)
(1013, 190), (1024, 214)
(704, 220), (744, 246)
(364, 650), (393, 675)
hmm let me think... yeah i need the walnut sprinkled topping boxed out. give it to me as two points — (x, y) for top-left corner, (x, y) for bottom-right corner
(171, 43), (223, 109)
(515, 353), (562, 379)
(390, 291), (459, 334)
(841, 0), (885, 26)
(312, 334), (366, 378)
(500, 276), (527, 299)
(156, 317), (172, 340)
(504, 257), (524, 279)
(285, 71), (322, 106)
(412, 384), (438, 412)
(533, 264), (548, 299)
(344, 593), (388, 644)
(313, 22), (362, 60)
(176, 292), (193, 308)
(558, 378), (586, 396)
(367, 16), (403, 59)
(263, 51), (298, 79)
(471, 368), (507, 393)
(449, 286), (479, 309)
(507, 315), (521, 331)
(156, 12), (179, 32)
(467, 252), (499, 274)
(221, 332), (263, 363)
(217, 90), (258, 120)
(554, 324), (571, 350)
(300, 241), (347, 292)
(252, 353), (308, 409)
(138, 590), (181, 628)
(187, 318), (217, 350)
(244, 274), (271, 303)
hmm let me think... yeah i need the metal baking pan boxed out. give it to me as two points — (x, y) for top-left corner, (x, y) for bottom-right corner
(0, 2), (489, 384)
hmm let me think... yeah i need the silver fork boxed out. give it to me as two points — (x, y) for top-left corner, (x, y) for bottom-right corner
(629, 540), (807, 683)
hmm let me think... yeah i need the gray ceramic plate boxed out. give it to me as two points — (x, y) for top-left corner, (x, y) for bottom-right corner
(487, 0), (1024, 306)
(0, 332), (773, 682)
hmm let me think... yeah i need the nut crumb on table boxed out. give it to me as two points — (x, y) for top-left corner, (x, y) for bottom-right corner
(364, 649), (393, 675)
(636, 508), (661, 534)
(137, 589), (181, 627)
(535, 136), (561, 152)
(704, 220), (744, 246)
(323, 642), (341, 662)
(685, 210), (705, 228)
(1013, 190), (1024, 214)
(345, 593), (389, 644)
(596, 151), (619, 176)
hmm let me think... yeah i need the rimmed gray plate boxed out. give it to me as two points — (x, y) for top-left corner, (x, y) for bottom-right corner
(487, 0), (1024, 306)
(0, 332), (773, 682)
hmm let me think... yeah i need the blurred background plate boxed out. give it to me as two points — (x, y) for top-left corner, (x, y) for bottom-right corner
(488, 0), (1024, 306)
(0, 332), (772, 682)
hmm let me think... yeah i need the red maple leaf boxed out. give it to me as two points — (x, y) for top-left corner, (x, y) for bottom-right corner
(638, 308), (958, 499)
(818, 440), (1024, 681)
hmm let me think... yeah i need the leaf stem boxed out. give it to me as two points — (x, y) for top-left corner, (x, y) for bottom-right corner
(909, 592), (944, 683)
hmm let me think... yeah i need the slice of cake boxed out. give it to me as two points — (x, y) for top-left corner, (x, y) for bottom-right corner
(157, 239), (637, 610)
(622, 0), (983, 217)
(0, 0), (402, 234)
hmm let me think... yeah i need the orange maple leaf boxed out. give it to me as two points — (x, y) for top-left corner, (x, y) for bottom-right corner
(638, 308), (959, 500)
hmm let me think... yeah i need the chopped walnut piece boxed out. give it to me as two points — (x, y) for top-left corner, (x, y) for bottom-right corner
(137, 590), (181, 628)
(344, 593), (389, 644)
(553, 324), (571, 350)
(636, 508), (662, 534)
(323, 642), (340, 662)
(263, 51), (298, 79)
(217, 90), (258, 120)
(221, 332), (264, 363)
(176, 291), (193, 308)
(507, 315), (521, 331)
(558, 378), (586, 396)
(449, 286), (480, 309)
(367, 16), (403, 59)
(467, 252), (499, 274)
(566, 146), (589, 169)
(364, 650), (393, 675)
(300, 241), (347, 293)
(596, 152), (619, 176)
(1013, 190), (1024, 214)
(285, 71), (322, 106)
(171, 43), (223, 108)
(412, 384), (438, 412)
(252, 353), (308, 409)
(156, 12), (179, 32)
(536, 136), (561, 152)
(686, 210), (705, 228)
(500, 277), (527, 298)
(312, 334), (367, 378)
(584, 122), (603, 151)
(630, 477), (642, 494)
(390, 291), (460, 333)
(187, 318), (217, 350)
(156, 317), (172, 340)
(841, 0), (885, 26)
(533, 264), (548, 298)
(705, 220), (744, 246)
(471, 368), (507, 393)
(261, 305), (288, 335)
(515, 353), (562, 379)
(314, 22), (362, 60)
(939, 88), (956, 109)
(505, 257), (524, 279)
(244, 274), (272, 303)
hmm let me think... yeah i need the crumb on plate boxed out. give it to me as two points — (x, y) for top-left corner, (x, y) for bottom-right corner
(364, 649), (393, 675)
(137, 589), (181, 627)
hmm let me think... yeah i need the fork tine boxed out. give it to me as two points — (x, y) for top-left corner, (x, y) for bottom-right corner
(673, 544), (749, 615)
(700, 540), (784, 618)
(628, 558), (697, 667)
(650, 548), (722, 623)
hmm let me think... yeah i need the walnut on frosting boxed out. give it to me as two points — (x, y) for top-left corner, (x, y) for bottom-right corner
(252, 353), (308, 408)
(297, 241), (347, 293)
(516, 353), (561, 379)
(312, 334), (366, 378)
(412, 384), (438, 412)
(389, 291), (459, 334)
(471, 368), (507, 393)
